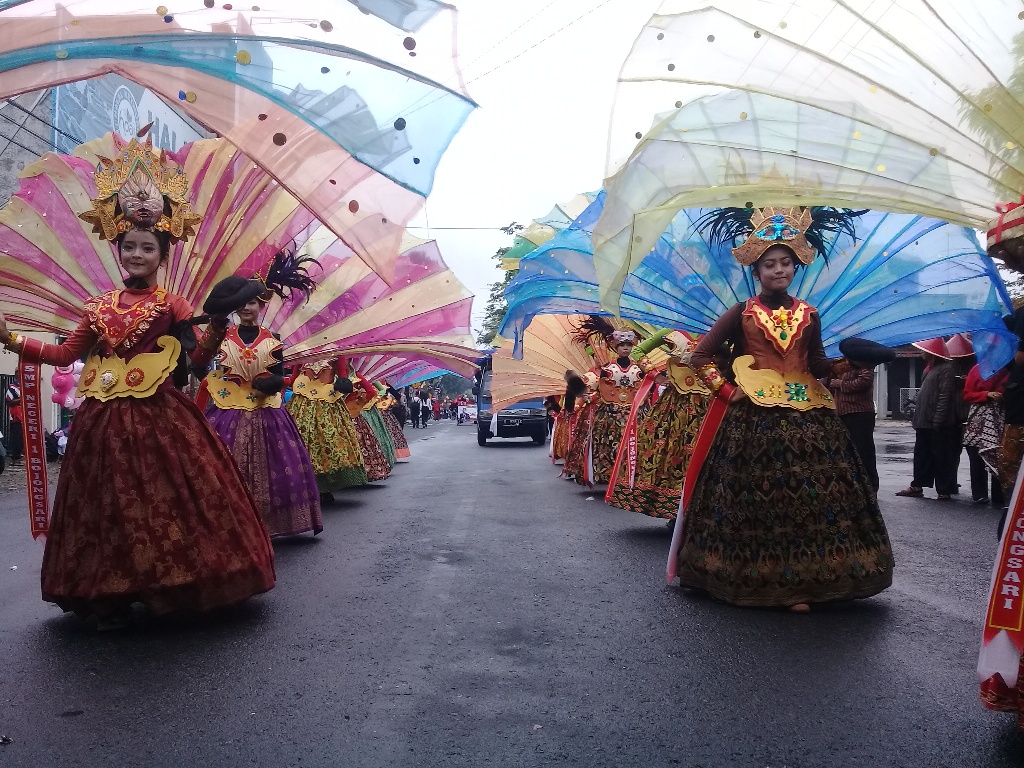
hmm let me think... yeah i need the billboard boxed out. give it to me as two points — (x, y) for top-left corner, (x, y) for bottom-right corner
(52, 75), (210, 153)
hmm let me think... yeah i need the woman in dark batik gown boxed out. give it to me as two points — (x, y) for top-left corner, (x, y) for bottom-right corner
(669, 206), (893, 612)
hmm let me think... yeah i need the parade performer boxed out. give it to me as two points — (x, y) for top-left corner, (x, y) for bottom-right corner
(606, 331), (710, 521)
(561, 369), (591, 481)
(379, 387), (412, 461)
(362, 379), (397, 469)
(546, 395), (570, 465)
(201, 255), (323, 538)
(347, 375), (392, 481)
(668, 206), (893, 611)
(571, 318), (650, 486)
(0, 137), (275, 627)
(287, 357), (366, 503)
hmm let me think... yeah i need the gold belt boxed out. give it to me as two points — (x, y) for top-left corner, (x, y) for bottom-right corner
(77, 335), (180, 401)
(206, 369), (282, 411)
(733, 355), (835, 411)
(291, 373), (344, 403)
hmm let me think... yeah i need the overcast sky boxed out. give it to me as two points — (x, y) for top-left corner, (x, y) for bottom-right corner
(407, 0), (662, 335)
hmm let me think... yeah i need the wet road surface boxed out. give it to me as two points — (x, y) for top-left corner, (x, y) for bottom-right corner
(1, 419), (1022, 767)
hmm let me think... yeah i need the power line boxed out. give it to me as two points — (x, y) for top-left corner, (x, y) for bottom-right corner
(0, 110), (54, 152)
(3, 96), (83, 146)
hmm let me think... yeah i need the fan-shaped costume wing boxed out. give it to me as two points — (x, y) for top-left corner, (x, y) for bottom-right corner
(0, 1), (475, 281)
(500, 195), (1014, 375)
(490, 315), (604, 413)
(596, 0), (1024, 304)
(260, 230), (479, 376)
(0, 134), (316, 331)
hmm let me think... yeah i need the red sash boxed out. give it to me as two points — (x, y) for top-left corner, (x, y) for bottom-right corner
(982, 458), (1024, 649)
(19, 349), (49, 539)
(666, 386), (733, 582)
(605, 371), (659, 501)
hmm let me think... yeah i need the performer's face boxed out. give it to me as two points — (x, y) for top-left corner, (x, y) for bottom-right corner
(753, 245), (796, 293)
(614, 340), (635, 358)
(237, 299), (261, 325)
(118, 229), (163, 283)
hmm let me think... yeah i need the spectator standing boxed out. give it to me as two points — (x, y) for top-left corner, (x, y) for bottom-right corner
(897, 338), (960, 500)
(409, 390), (421, 429)
(5, 376), (22, 463)
(421, 392), (432, 427)
(826, 363), (880, 492)
(962, 361), (1008, 506)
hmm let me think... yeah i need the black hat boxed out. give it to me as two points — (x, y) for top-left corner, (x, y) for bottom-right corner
(839, 337), (896, 366)
(203, 276), (264, 316)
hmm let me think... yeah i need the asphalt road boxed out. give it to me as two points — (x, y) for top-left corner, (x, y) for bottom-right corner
(1, 419), (1023, 767)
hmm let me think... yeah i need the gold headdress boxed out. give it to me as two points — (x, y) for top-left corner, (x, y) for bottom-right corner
(78, 135), (201, 243)
(697, 206), (865, 267)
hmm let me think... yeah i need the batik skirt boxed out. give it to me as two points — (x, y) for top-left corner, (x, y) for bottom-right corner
(207, 405), (323, 537)
(676, 400), (893, 607)
(563, 405), (593, 479)
(551, 412), (571, 463)
(606, 388), (709, 519)
(41, 389), (275, 618)
(576, 400), (629, 486)
(364, 406), (397, 468)
(382, 408), (411, 460)
(354, 413), (392, 481)
(287, 395), (368, 493)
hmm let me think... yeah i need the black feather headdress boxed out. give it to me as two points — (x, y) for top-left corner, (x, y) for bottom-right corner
(694, 206), (866, 266)
(257, 247), (319, 304)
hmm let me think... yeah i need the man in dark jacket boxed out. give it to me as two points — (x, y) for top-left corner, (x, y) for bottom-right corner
(897, 339), (960, 499)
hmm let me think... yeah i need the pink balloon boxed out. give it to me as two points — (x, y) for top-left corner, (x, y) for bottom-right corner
(51, 372), (74, 391)
(72, 397), (85, 409)
(51, 392), (65, 405)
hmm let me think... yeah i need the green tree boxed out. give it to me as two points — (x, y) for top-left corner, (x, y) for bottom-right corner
(476, 222), (523, 346)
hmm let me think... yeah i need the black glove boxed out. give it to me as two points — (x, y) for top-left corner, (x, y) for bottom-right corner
(252, 375), (285, 395)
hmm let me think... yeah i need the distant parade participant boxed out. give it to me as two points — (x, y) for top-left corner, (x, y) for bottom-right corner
(287, 358), (367, 503)
(5, 375), (22, 463)
(380, 385), (411, 461)
(200, 256), (323, 538)
(606, 331), (709, 522)
(361, 378), (397, 469)
(561, 369), (590, 481)
(409, 390), (422, 429)
(570, 317), (651, 486)
(348, 375), (392, 481)
(668, 206), (893, 612)
(0, 136), (275, 627)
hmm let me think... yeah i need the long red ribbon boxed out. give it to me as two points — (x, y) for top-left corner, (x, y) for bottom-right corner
(19, 353), (49, 539)
(666, 386), (733, 582)
(605, 371), (658, 502)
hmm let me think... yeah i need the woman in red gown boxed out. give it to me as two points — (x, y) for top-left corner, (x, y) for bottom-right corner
(0, 138), (275, 628)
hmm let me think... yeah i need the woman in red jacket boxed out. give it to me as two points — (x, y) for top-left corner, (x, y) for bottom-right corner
(963, 362), (1010, 506)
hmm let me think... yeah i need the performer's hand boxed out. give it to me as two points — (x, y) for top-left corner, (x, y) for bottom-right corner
(729, 386), (747, 404)
(989, 391), (1004, 402)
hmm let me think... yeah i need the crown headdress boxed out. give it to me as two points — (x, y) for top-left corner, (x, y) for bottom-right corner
(78, 135), (202, 243)
(696, 206), (865, 266)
